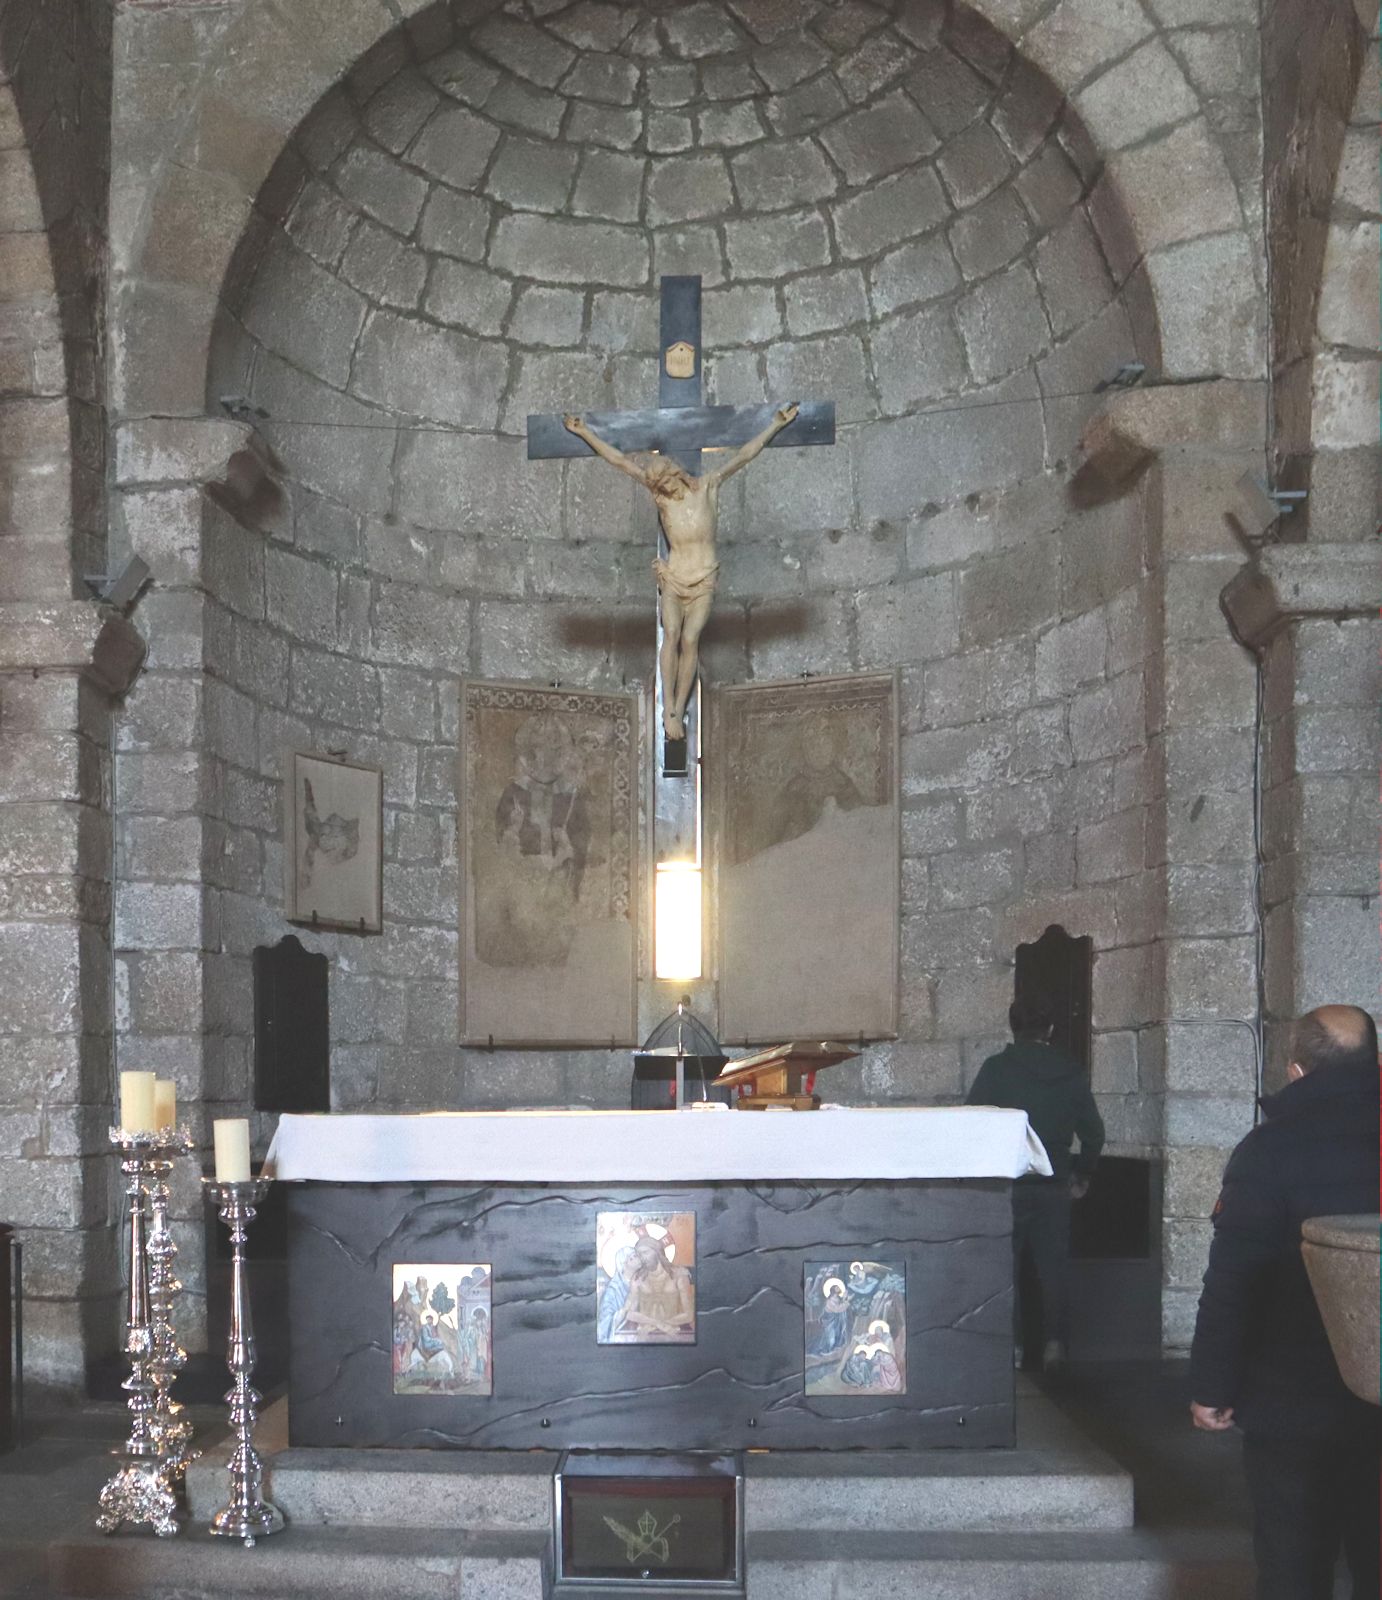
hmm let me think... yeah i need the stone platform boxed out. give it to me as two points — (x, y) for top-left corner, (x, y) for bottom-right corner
(23, 1377), (1256, 1599)
(179, 1383), (1131, 1535)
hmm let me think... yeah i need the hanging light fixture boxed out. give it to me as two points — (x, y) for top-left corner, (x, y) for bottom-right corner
(654, 861), (702, 981)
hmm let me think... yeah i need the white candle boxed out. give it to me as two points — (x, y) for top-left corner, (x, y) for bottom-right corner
(213, 1119), (251, 1183)
(153, 1079), (176, 1132)
(119, 1072), (156, 1135)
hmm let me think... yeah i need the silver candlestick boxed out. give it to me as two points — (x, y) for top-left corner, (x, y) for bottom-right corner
(203, 1177), (284, 1547)
(97, 1131), (179, 1537)
(146, 1130), (196, 1472)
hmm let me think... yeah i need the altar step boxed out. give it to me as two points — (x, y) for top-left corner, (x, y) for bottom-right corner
(31, 1380), (1252, 1599)
(45, 1524), (544, 1600)
(41, 1522), (1254, 1600)
(179, 1384), (1134, 1535)
(747, 1383), (1131, 1532)
(744, 1528), (1254, 1599)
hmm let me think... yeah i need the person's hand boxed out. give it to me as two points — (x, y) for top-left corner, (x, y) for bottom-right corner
(1069, 1175), (1090, 1201)
(563, 413), (584, 433)
(775, 402), (799, 427)
(1190, 1402), (1235, 1431)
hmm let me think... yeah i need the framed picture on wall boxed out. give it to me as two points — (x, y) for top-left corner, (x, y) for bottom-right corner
(459, 679), (639, 1047)
(708, 671), (899, 1044)
(283, 750), (383, 934)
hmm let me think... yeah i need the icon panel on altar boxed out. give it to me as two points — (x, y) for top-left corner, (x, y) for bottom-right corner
(596, 1212), (696, 1345)
(392, 1263), (492, 1396)
(804, 1259), (906, 1395)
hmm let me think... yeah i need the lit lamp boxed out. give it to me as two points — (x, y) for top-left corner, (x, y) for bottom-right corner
(654, 861), (702, 982)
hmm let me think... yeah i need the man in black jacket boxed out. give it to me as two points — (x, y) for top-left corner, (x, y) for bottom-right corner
(1189, 1004), (1381, 1600)
(966, 997), (1105, 1369)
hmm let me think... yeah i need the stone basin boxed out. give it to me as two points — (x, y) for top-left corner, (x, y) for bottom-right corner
(1301, 1215), (1380, 1406)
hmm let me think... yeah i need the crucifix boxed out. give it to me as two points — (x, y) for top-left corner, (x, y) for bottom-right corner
(526, 275), (836, 781)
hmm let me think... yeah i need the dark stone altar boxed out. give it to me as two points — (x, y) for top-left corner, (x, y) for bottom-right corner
(285, 1176), (1012, 1452)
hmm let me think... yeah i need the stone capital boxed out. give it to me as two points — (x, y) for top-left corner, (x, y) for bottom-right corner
(114, 416), (257, 488)
(1075, 379), (1269, 499)
(0, 601), (147, 698)
(1219, 543), (1382, 647)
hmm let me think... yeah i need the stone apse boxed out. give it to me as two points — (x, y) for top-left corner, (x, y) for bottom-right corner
(0, 0), (1376, 1389)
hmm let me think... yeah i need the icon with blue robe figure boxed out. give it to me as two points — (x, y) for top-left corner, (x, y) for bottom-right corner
(804, 1260), (906, 1396)
(392, 1263), (493, 1396)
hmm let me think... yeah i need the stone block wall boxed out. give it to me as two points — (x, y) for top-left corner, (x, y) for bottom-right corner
(0, 0), (123, 1392)
(1150, 385), (1270, 1351)
(1308, 22), (1380, 530)
(0, 0), (111, 597)
(0, 665), (115, 1384)
(139, 0), (1172, 1141)
(1258, 30), (1381, 1086)
(1068, 373), (1277, 1356)
(0, 606), (143, 1388)
(1262, 617), (1382, 1055)
(1156, 21), (1382, 1329)
(1173, 573), (1382, 1358)
(0, 0), (1362, 1386)
(108, 416), (264, 1353)
(91, 0), (1291, 1369)
(1160, 19), (1379, 1351)
(1251, 11), (1382, 1089)
(1263, 0), (1369, 467)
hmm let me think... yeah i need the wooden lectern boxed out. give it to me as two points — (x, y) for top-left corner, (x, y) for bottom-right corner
(716, 1041), (859, 1110)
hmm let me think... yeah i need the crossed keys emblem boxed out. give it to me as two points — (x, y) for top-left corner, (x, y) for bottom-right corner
(602, 1508), (682, 1565)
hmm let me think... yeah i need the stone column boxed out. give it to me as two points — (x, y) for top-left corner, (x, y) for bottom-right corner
(1155, 390), (1268, 1356)
(0, 601), (144, 1389)
(1223, 544), (1382, 1084)
(109, 416), (262, 1359)
(1075, 379), (1271, 1353)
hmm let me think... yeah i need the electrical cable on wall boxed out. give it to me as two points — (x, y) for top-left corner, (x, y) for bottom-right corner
(189, 372), (1265, 438)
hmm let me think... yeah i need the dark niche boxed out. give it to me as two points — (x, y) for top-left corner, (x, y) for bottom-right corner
(253, 934), (330, 1114)
(1014, 923), (1093, 1071)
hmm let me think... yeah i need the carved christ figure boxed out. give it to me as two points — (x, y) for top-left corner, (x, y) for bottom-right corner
(564, 404), (800, 740)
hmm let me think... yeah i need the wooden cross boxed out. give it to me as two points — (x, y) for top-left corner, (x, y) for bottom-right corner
(526, 275), (836, 781)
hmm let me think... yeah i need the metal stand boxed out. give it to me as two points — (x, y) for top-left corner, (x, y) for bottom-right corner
(97, 1131), (187, 1537)
(146, 1132), (196, 1471)
(203, 1178), (284, 1547)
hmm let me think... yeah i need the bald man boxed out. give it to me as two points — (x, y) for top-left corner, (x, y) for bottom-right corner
(1189, 1005), (1381, 1600)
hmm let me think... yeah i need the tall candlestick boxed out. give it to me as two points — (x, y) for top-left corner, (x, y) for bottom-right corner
(97, 1135), (179, 1538)
(213, 1120), (251, 1184)
(120, 1072), (156, 1136)
(204, 1178), (284, 1546)
(146, 1138), (195, 1472)
(153, 1079), (176, 1132)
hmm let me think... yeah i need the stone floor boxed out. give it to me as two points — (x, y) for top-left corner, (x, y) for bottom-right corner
(0, 1361), (1302, 1599)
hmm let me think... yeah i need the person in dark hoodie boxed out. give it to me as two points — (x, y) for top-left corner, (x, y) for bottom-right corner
(966, 996), (1104, 1370)
(1189, 1004), (1380, 1600)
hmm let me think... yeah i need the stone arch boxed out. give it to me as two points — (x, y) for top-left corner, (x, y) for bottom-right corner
(104, 0), (1286, 431)
(161, 0), (1178, 1126)
(1306, 18), (1380, 532)
(0, 2), (129, 1391)
(0, 75), (78, 603)
(111, 0), (460, 421)
(0, 1), (110, 594)
(105, 0), (1285, 1369)
(966, 0), (1265, 381)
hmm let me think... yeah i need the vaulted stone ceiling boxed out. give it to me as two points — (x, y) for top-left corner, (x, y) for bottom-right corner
(214, 0), (1146, 529)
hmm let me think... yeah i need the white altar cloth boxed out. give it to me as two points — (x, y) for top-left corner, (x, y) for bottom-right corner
(264, 1106), (1052, 1184)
